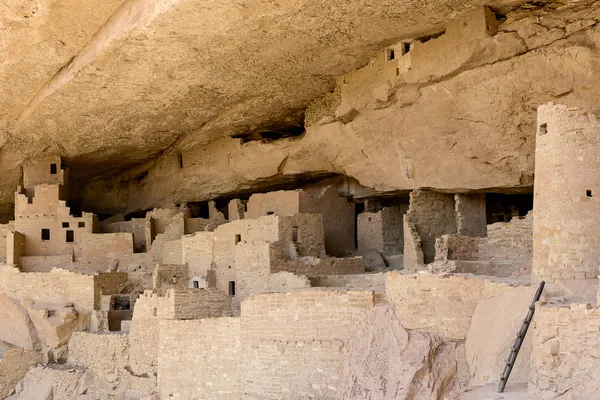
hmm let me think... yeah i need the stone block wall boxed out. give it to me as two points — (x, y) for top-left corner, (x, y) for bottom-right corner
(100, 219), (146, 252)
(153, 264), (188, 295)
(455, 193), (487, 237)
(404, 190), (457, 265)
(239, 290), (374, 399)
(158, 318), (241, 399)
(385, 271), (514, 340)
(529, 303), (600, 398)
(299, 185), (355, 257)
(162, 239), (183, 265)
(435, 212), (533, 277)
(533, 103), (600, 282)
(182, 231), (214, 279)
(245, 190), (301, 219)
(0, 222), (14, 263)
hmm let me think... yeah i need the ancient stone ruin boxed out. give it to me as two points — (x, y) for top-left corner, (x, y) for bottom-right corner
(2, 1), (600, 399)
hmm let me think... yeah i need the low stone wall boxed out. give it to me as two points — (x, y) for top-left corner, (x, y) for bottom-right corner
(385, 271), (514, 340)
(158, 318), (241, 399)
(309, 272), (386, 291)
(240, 290), (374, 399)
(529, 303), (600, 399)
(435, 212), (532, 277)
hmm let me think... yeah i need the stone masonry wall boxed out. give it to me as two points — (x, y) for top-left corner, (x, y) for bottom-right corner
(435, 212), (533, 277)
(530, 303), (600, 399)
(158, 318), (241, 400)
(404, 190), (457, 265)
(455, 193), (487, 237)
(240, 290), (375, 399)
(385, 271), (514, 340)
(100, 219), (146, 252)
(533, 103), (600, 282)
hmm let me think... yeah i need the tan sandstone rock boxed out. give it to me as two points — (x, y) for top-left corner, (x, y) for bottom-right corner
(338, 303), (457, 399)
(0, 292), (39, 351)
(465, 285), (537, 386)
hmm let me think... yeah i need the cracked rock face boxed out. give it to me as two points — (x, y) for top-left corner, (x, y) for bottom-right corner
(1, 0), (598, 216)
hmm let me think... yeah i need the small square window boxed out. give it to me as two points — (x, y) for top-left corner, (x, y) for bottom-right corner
(78, 222), (85, 228)
(587, 190), (593, 198)
(62, 222), (69, 228)
(41, 229), (50, 241)
(193, 280), (199, 289)
(66, 230), (74, 243)
(235, 234), (241, 244)
(228, 281), (236, 296)
(539, 123), (547, 135)
(50, 163), (57, 174)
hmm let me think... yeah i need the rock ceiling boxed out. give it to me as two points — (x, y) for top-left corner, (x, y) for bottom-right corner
(0, 0), (583, 218)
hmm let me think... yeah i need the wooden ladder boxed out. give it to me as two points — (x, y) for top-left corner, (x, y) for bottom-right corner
(498, 280), (545, 393)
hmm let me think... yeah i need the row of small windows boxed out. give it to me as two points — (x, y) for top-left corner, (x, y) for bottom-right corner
(233, 226), (299, 245)
(41, 228), (76, 242)
(61, 221), (85, 228)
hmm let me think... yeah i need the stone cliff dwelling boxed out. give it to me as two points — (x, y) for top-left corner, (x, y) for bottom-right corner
(3, 1), (600, 399)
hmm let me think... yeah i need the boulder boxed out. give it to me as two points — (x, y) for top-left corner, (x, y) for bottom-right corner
(338, 303), (457, 399)
(0, 292), (39, 351)
(357, 249), (387, 272)
(465, 285), (537, 386)
(26, 302), (90, 349)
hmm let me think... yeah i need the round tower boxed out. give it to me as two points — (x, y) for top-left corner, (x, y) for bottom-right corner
(532, 103), (600, 283)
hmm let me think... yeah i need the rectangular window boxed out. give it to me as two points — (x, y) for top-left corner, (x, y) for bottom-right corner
(292, 226), (299, 243)
(235, 234), (241, 244)
(41, 229), (50, 241)
(266, 211), (275, 215)
(62, 222), (69, 228)
(50, 163), (57, 174)
(228, 281), (236, 296)
(193, 280), (199, 289)
(78, 222), (85, 228)
(66, 230), (74, 243)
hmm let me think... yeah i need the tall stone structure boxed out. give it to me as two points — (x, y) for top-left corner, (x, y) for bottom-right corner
(532, 103), (600, 283)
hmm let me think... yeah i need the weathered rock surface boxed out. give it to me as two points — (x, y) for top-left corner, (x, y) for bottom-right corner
(338, 303), (457, 399)
(0, 293), (39, 351)
(25, 302), (91, 349)
(465, 285), (537, 386)
(77, 3), (600, 215)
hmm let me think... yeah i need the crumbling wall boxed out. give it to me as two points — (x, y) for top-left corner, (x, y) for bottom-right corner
(100, 219), (146, 252)
(533, 103), (600, 282)
(7, 231), (25, 268)
(434, 212), (533, 277)
(240, 290), (375, 399)
(299, 185), (355, 257)
(357, 211), (383, 252)
(530, 303), (600, 399)
(455, 193), (487, 237)
(184, 217), (223, 234)
(153, 264), (188, 295)
(0, 346), (42, 399)
(245, 190), (301, 218)
(385, 272), (513, 340)
(162, 239), (182, 265)
(158, 318), (241, 399)
(182, 232), (214, 280)
(0, 222), (14, 263)
(404, 190), (456, 266)
(402, 217), (424, 270)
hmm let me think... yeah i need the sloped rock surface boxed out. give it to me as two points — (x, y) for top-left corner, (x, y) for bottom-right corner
(466, 286), (537, 386)
(0, 292), (39, 351)
(338, 303), (457, 400)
